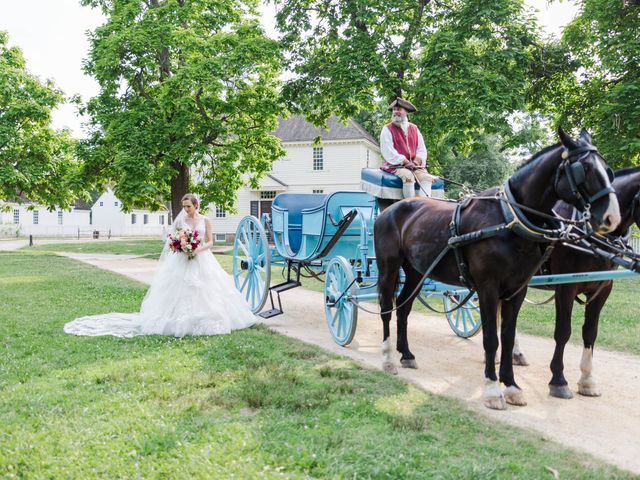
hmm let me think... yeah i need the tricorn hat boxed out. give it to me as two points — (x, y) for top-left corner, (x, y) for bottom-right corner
(388, 97), (417, 113)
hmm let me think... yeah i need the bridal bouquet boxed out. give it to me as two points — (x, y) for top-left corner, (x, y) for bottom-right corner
(168, 227), (200, 259)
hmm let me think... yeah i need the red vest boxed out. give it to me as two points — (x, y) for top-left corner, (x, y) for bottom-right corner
(381, 122), (419, 173)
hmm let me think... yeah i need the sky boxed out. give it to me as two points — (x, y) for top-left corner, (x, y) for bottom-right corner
(0, 0), (580, 138)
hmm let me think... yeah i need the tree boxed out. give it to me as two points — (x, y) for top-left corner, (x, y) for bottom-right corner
(273, 0), (542, 172)
(79, 0), (285, 218)
(441, 134), (515, 198)
(0, 32), (78, 209)
(533, 0), (640, 167)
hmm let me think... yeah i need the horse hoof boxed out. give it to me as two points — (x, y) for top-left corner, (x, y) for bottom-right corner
(512, 353), (529, 366)
(549, 384), (573, 399)
(383, 362), (398, 375)
(483, 395), (507, 410)
(578, 383), (601, 397)
(400, 359), (418, 369)
(504, 386), (527, 406)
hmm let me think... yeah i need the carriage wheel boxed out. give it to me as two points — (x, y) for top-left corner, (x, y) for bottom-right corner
(233, 216), (271, 313)
(443, 292), (481, 338)
(324, 256), (358, 346)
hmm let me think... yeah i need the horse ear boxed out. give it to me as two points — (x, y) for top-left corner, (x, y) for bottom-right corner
(558, 127), (577, 149)
(579, 128), (593, 144)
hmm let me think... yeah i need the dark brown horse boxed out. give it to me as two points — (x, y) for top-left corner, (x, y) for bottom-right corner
(542, 166), (640, 399)
(374, 129), (621, 410)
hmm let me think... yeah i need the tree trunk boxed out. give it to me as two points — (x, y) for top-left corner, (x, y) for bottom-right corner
(170, 160), (189, 221)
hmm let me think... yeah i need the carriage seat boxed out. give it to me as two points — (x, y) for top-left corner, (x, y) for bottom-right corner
(360, 168), (444, 199)
(271, 193), (328, 254)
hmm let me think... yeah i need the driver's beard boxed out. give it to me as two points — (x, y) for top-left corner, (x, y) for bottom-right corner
(392, 115), (408, 131)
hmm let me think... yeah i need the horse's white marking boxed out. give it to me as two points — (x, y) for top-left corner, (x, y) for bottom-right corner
(513, 335), (523, 357)
(577, 347), (601, 395)
(483, 377), (507, 410)
(504, 385), (527, 406)
(484, 377), (502, 397)
(594, 159), (620, 232)
(602, 192), (621, 233)
(382, 338), (398, 374)
(382, 338), (392, 363)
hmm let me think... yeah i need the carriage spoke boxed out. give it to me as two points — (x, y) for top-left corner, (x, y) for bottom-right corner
(238, 241), (249, 258)
(331, 308), (340, 327)
(239, 272), (250, 292)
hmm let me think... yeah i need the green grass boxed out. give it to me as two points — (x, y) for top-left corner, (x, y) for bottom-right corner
(0, 251), (634, 479)
(28, 238), (166, 258)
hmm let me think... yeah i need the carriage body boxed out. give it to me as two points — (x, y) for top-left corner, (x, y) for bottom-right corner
(232, 172), (480, 345)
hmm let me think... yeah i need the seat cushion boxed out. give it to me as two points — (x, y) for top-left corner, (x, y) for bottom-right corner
(360, 168), (444, 199)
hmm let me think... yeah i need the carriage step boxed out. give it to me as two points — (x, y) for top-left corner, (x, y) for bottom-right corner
(271, 280), (301, 293)
(258, 308), (283, 318)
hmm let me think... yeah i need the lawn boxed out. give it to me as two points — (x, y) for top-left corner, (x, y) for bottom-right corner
(0, 250), (634, 479)
(23, 239), (640, 355)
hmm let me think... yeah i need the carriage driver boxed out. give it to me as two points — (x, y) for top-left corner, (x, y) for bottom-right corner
(380, 97), (435, 198)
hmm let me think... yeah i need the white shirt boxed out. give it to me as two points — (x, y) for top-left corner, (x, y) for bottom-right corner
(380, 122), (428, 166)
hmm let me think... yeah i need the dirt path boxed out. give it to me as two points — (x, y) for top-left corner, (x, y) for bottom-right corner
(57, 252), (640, 474)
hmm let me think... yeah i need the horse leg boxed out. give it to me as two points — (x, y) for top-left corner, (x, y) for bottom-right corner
(478, 290), (505, 410)
(549, 285), (576, 399)
(512, 332), (529, 366)
(378, 261), (401, 375)
(499, 291), (527, 406)
(396, 264), (422, 369)
(577, 282), (612, 397)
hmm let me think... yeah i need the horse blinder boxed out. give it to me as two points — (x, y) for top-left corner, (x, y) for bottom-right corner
(557, 147), (614, 208)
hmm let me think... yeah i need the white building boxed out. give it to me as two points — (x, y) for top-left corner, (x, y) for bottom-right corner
(91, 188), (168, 237)
(0, 197), (91, 237)
(1, 188), (168, 238)
(209, 115), (382, 241)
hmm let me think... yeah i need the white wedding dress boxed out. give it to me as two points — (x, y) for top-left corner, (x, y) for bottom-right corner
(64, 213), (256, 337)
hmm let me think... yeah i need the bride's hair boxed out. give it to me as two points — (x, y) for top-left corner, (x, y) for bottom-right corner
(181, 193), (199, 209)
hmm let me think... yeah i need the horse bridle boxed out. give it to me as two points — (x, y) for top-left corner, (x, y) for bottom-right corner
(555, 145), (615, 210)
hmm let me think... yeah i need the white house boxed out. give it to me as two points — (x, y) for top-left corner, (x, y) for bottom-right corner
(91, 188), (169, 237)
(209, 115), (382, 241)
(1, 188), (168, 238)
(0, 197), (91, 237)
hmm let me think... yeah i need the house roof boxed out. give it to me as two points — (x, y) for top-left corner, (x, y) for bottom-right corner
(74, 191), (101, 211)
(274, 115), (379, 146)
(255, 174), (287, 191)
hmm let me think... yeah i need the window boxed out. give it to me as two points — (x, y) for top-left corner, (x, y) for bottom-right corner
(313, 146), (324, 170)
(13, 209), (19, 224)
(114, 201), (118, 207)
(131, 213), (137, 224)
(313, 189), (324, 194)
(143, 214), (149, 225)
(159, 215), (165, 225)
(58, 210), (63, 225)
(216, 206), (226, 218)
(33, 210), (39, 225)
(215, 233), (226, 243)
(99, 201), (103, 206)
(260, 191), (277, 200)
(366, 149), (370, 167)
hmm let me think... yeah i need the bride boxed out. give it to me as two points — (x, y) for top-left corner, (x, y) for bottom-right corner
(64, 193), (256, 337)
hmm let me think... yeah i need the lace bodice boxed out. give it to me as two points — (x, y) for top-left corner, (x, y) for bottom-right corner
(176, 214), (206, 235)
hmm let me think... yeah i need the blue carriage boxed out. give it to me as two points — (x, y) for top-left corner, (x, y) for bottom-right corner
(232, 170), (482, 346)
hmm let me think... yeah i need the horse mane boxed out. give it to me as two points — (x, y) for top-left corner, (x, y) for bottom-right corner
(511, 143), (561, 180)
(614, 165), (640, 177)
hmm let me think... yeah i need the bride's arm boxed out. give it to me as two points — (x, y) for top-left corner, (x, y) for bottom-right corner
(195, 217), (214, 254)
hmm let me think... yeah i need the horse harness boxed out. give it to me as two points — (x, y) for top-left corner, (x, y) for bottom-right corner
(446, 146), (614, 302)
